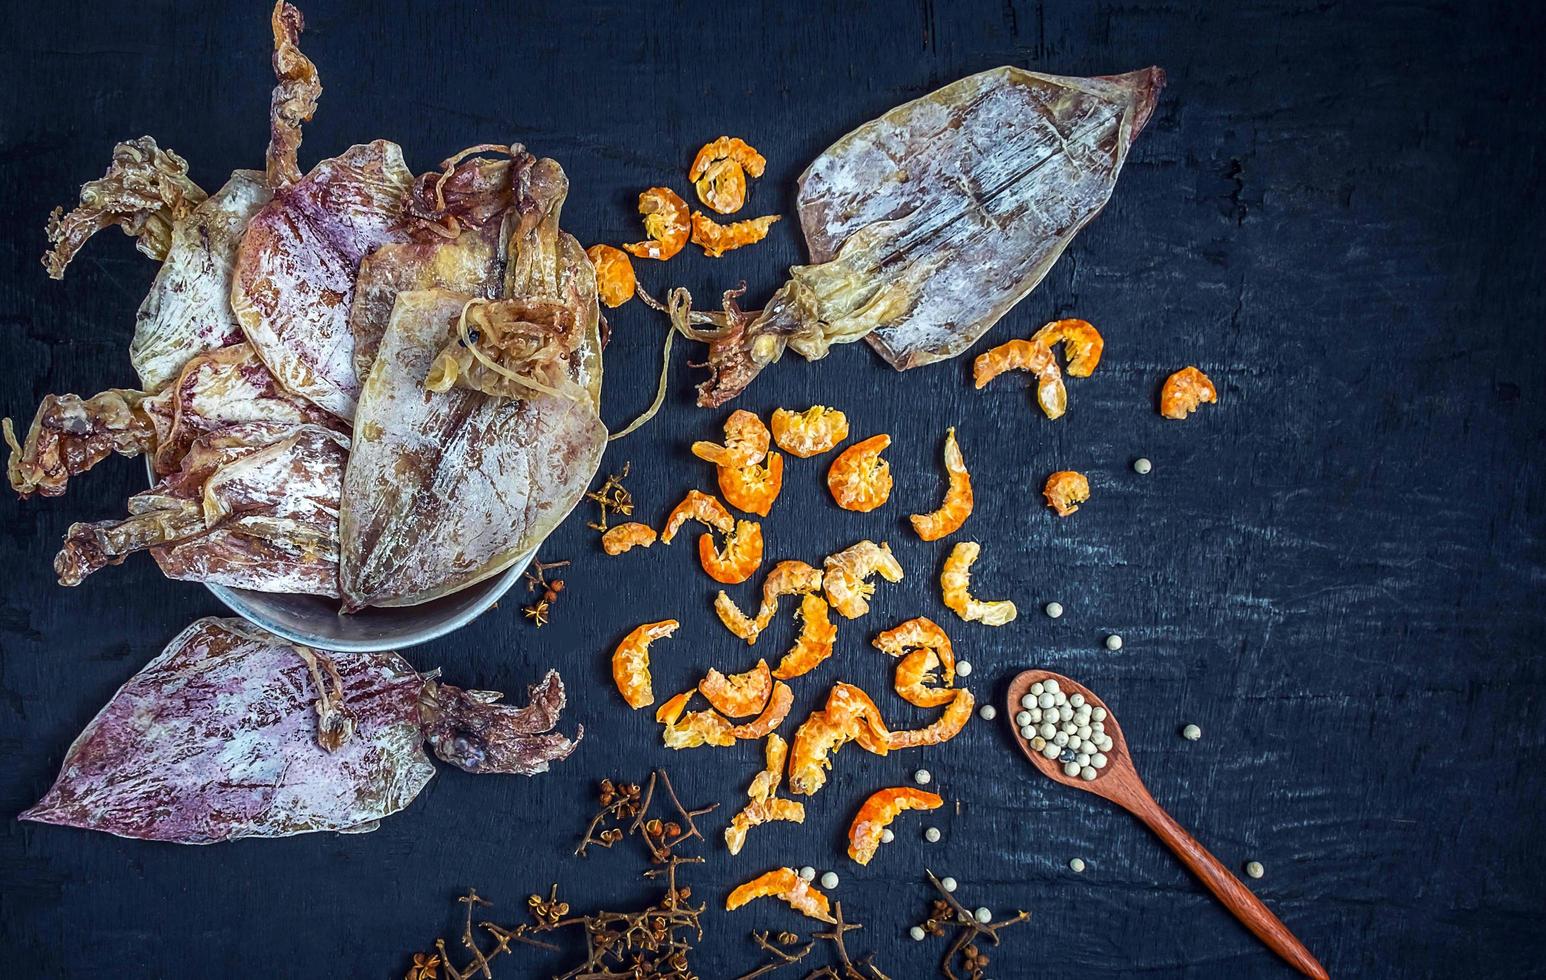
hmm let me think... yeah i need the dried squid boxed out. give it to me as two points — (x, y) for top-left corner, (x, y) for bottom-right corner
(231, 4), (415, 418)
(688, 66), (1163, 406)
(42, 143), (270, 393)
(55, 423), (348, 597)
(5, 342), (336, 499)
(21, 617), (580, 844)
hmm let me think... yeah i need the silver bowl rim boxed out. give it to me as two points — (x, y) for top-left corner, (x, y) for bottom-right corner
(202, 553), (532, 653)
(148, 458), (531, 652)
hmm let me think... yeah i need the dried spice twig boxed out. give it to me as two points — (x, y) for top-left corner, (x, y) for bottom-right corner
(915, 870), (1030, 980)
(584, 461), (634, 531)
(735, 930), (815, 980)
(521, 558), (569, 627)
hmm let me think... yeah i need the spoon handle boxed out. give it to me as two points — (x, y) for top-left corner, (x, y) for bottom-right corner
(1127, 790), (1329, 980)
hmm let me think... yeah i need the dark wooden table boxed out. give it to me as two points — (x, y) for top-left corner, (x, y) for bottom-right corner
(2, 2), (1541, 977)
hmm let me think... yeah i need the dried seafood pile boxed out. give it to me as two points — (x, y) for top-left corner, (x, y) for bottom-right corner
(5, 1), (604, 610)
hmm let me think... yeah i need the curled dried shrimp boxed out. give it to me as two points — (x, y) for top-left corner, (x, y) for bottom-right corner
(699, 659), (772, 718)
(730, 680), (793, 739)
(973, 338), (1068, 420)
(692, 409), (770, 468)
(694, 158), (747, 214)
(1160, 365), (1218, 419)
(585, 244), (636, 308)
(909, 426), (972, 541)
(656, 691), (736, 749)
(826, 434), (893, 512)
(1042, 470), (1090, 517)
(772, 593), (837, 679)
(725, 734), (804, 855)
(622, 186), (690, 261)
(714, 591), (762, 644)
(1031, 318), (1104, 377)
(770, 405), (849, 458)
(661, 489), (733, 543)
(823, 539), (904, 619)
(883, 688), (975, 750)
(940, 541), (1018, 626)
(611, 619), (678, 709)
(893, 648), (956, 708)
(690, 212), (780, 258)
(725, 867), (834, 923)
(718, 451), (782, 516)
(871, 616), (956, 681)
(715, 560), (822, 645)
(601, 521), (657, 555)
(787, 708), (855, 796)
(756, 559), (824, 627)
(846, 787), (944, 866)
(689, 137), (767, 216)
(699, 519), (763, 584)
(826, 682), (893, 755)
(690, 136), (768, 183)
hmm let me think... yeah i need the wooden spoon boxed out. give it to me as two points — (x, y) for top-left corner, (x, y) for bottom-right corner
(1006, 669), (1329, 980)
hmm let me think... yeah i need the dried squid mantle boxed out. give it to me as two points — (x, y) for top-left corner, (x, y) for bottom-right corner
(21, 618), (580, 844)
(673, 65), (1164, 406)
(6, 1), (606, 611)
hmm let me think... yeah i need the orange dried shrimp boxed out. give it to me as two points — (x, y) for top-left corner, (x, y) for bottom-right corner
(827, 434), (893, 512)
(714, 560), (821, 645)
(699, 519), (763, 584)
(661, 489), (733, 543)
(584, 244), (636, 308)
(940, 541), (1017, 626)
(1031, 318), (1104, 377)
(846, 787), (944, 866)
(883, 688), (975, 750)
(1160, 366), (1218, 419)
(718, 451), (783, 516)
(772, 593), (838, 679)
(871, 616), (956, 681)
(826, 682), (893, 755)
(789, 683), (896, 796)
(622, 186), (690, 261)
(692, 409), (770, 468)
(690, 136), (768, 183)
(823, 539), (904, 619)
(1042, 470), (1090, 517)
(730, 680), (793, 739)
(893, 648), (956, 708)
(611, 619), (678, 709)
(725, 734), (805, 855)
(787, 708), (855, 796)
(601, 521), (657, 555)
(973, 338), (1068, 420)
(874, 615), (960, 708)
(694, 159), (747, 214)
(656, 691), (736, 749)
(699, 659), (773, 718)
(714, 591), (763, 644)
(756, 559), (824, 625)
(909, 426), (972, 541)
(689, 137), (767, 215)
(690, 212), (780, 258)
(770, 406), (849, 458)
(725, 867), (834, 923)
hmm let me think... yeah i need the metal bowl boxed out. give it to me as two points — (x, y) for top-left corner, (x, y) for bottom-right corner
(205, 556), (530, 652)
(151, 460), (530, 652)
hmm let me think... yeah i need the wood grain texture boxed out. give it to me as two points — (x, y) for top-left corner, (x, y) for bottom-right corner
(1, 1), (1543, 977)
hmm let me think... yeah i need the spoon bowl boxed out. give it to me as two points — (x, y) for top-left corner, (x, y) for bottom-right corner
(1005, 669), (1329, 980)
(1004, 668), (1140, 804)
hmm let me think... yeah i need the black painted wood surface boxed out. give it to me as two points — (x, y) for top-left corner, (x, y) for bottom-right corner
(1, 1), (1542, 977)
